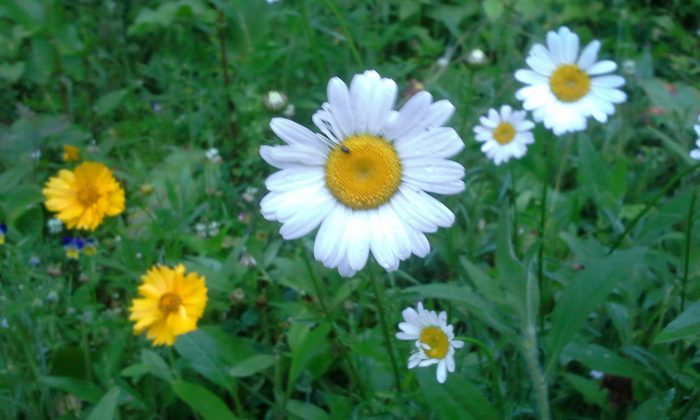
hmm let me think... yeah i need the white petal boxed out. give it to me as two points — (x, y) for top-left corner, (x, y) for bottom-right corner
(436, 360), (447, 383)
(368, 78), (398, 134)
(407, 227), (430, 257)
(587, 60), (617, 75)
(402, 158), (465, 183)
(265, 168), (324, 192)
(398, 187), (455, 228)
(278, 193), (335, 240)
(561, 28), (579, 63)
(270, 118), (326, 151)
(260, 144), (327, 168)
(326, 77), (354, 136)
(345, 212), (371, 271)
(396, 331), (419, 340)
(577, 40), (600, 69)
(592, 75), (625, 88)
(527, 44), (556, 74)
(690, 149), (700, 160)
(384, 91), (433, 141)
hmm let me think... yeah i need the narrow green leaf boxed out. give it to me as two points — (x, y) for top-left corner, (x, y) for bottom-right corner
(285, 399), (330, 420)
(544, 249), (645, 376)
(94, 89), (128, 116)
(288, 322), (332, 387)
(561, 373), (606, 408)
(171, 380), (237, 420)
(228, 354), (276, 378)
(563, 343), (651, 383)
(653, 302), (700, 344)
(86, 386), (121, 420)
(39, 375), (103, 403)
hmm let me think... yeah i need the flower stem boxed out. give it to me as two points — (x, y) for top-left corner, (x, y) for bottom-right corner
(522, 324), (551, 420)
(681, 188), (697, 312)
(368, 265), (402, 391)
(321, 0), (363, 67)
(300, 249), (368, 398)
(537, 177), (547, 329)
(608, 163), (700, 255)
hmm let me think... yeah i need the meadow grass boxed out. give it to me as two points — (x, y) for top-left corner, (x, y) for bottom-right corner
(0, 0), (699, 418)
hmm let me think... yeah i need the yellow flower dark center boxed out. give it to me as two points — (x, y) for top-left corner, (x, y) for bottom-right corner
(159, 293), (182, 314)
(325, 135), (401, 210)
(493, 123), (516, 145)
(549, 64), (591, 102)
(419, 326), (449, 359)
(77, 186), (100, 207)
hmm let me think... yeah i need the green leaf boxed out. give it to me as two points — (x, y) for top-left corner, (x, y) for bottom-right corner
(288, 322), (332, 387)
(482, 0), (504, 21)
(285, 399), (330, 420)
(94, 89), (128, 116)
(228, 354), (276, 378)
(39, 375), (103, 403)
(561, 373), (606, 408)
(86, 386), (121, 420)
(630, 389), (675, 420)
(121, 349), (173, 382)
(174, 329), (236, 391)
(544, 249), (645, 376)
(171, 380), (237, 420)
(563, 343), (651, 383)
(653, 302), (700, 344)
(416, 368), (499, 420)
(0, 62), (25, 82)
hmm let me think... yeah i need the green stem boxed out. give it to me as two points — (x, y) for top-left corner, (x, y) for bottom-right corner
(300, 250), (367, 399)
(508, 168), (519, 253)
(537, 179), (547, 329)
(368, 266), (402, 391)
(522, 325), (550, 420)
(608, 163), (700, 255)
(321, 0), (363, 67)
(681, 188), (697, 312)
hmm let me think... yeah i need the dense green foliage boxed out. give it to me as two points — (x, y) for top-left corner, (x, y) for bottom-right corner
(1, 0), (699, 418)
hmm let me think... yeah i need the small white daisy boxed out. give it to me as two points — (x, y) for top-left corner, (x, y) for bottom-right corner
(473, 105), (535, 165)
(264, 90), (288, 112)
(690, 115), (700, 160)
(205, 148), (222, 163)
(260, 70), (465, 277)
(467, 48), (487, 65)
(515, 26), (626, 136)
(396, 302), (464, 383)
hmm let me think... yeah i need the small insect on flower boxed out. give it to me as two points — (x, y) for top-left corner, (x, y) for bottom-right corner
(690, 115), (700, 161)
(515, 26), (626, 136)
(260, 70), (465, 277)
(43, 162), (125, 231)
(129, 264), (208, 346)
(0, 223), (7, 245)
(62, 145), (80, 162)
(474, 105), (535, 165)
(396, 302), (464, 383)
(62, 237), (85, 259)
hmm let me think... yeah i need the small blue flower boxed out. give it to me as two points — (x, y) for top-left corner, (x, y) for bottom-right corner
(62, 237), (85, 259)
(0, 223), (7, 245)
(84, 238), (98, 256)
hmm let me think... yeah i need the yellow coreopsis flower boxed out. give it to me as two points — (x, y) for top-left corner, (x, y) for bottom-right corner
(62, 145), (80, 162)
(42, 162), (125, 231)
(129, 264), (208, 346)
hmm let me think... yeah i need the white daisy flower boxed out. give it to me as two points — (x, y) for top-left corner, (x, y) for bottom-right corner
(473, 105), (535, 165)
(260, 70), (465, 277)
(396, 302), (464, 383)
(515, 26), (626, 136)
(690, 115), (700, 160)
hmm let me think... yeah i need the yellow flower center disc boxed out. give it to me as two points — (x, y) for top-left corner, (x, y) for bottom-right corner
(493, 122), (516, 145)
(325, 135), (401, 210)
(420, 326), (449, 359)
(159, 292), (182, 314)
(549, 64), (591, 102)
(76, 186), (100, 207)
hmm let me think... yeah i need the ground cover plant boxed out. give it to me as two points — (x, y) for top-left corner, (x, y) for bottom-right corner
(1, 0), (699, 418)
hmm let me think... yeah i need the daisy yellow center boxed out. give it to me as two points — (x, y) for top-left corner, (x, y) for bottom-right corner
(77, 185), (100, 207)
(493, 122), (516, 145)
(420, 326), (449, 359)
(549, 64), (591, 102)
(325, 135), (401, 210)
(159, 293), (182, 314)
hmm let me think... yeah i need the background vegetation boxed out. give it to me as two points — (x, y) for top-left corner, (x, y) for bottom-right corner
(1, 0), (699, 418)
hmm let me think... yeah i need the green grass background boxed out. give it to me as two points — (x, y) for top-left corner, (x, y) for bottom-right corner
(1, 0), (699, 418)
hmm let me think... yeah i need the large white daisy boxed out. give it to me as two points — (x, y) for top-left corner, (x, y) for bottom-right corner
(473, 105), (535, 165)
(396, 302), (464, 383)
(260, 70), (465, 277)
(515, 26), (626, 136)
(690, 115), (700, 160)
